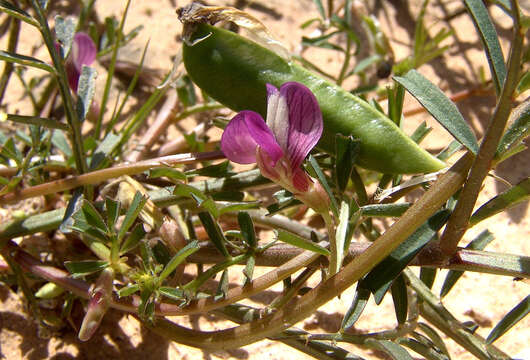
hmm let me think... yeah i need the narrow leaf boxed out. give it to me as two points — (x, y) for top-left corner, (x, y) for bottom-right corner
(420, 267), (437, 289)
(397, 337), (449, 360)
(0, 50), (56, 74)
(410, 121), (432, 144)
(159, 287), (185, 302)
(464, 0), (506, 95)
(391, 274), (408, 324)
(334, 134), (360, 193)
(80, 200), (108, 234)
(76, 66), (97, 122)
(0, 1), (39, 27)
(440, 230), (494, 297)
(105, 198), (120, 230)
(486, 295), (530, 344)
(361, 203), (411, 217)
(276, 229), (330, 256)
(307, 155), (339, 216)
(360, 210), (450, 303)
(198, 211), (229, 257)
(0, 113), (70, 131)
(52, 129), (72, 157)
(243, 255), (255, 284)
(394, 70), (479, 154)
(469, 178), (530, 226)
(55, 15), (76, 57)
(64, 260), (108, 277)
(332, 201), (350, 274)
(148, 167), (187, 181)
(119, 223), (146, 254)
(118, 284), (140, 298)
(238, 212), (256, 248)
(89, 131), (122, 170)
(495, 98), (530, 160)
(368, 340), (413, 360)
(215, 269), (230, 300)
(59, 189), (84, 233)
(417, 323), (451, 359)
(341, 285), (371, 330)
(218, 201), (261, 215)
(516, 71), (530, 95)
(158, 240), (200, 283)
(437, 140), (462, 161)
(185, 161), (233, 178)
(117, 191), (147, 242)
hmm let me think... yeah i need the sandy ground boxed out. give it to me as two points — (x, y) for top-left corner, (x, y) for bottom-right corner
(0, 0), (528, 359)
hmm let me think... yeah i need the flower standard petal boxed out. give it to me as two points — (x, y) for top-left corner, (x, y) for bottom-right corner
(72, 33), (97, 72)
(67, 32), (96, 91)
(281, 82), (323, 170)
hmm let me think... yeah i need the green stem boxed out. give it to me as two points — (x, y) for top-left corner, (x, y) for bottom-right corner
(0, 13), (21, 104)
(181, 254), (249, 293)
(440, 0), (524, 255)
(2, 113), (70, 131)
(405, 269), (509, 359)
(0, 151), (224, 205)
(95, 0), (131, 139)
(323, 211), (338, 276)
(145, 152), (474, 350)
(337, 36), (352, 86)
(29, 0), (87, 175)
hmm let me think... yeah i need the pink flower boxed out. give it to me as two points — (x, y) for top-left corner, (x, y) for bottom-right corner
(221, 82), (329, 212)
(58, 32), (97, 92)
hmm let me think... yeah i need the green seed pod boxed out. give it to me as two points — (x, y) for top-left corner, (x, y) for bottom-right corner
(181, 21), (446, 174)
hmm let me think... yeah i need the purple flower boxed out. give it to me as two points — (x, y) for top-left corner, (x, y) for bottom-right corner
(58, 32), (97, 92)
(221, 82), (329, 212)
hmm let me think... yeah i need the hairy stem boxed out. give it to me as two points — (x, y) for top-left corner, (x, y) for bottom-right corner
(0, 151), (224, 205)
(440, 1), (524, 255)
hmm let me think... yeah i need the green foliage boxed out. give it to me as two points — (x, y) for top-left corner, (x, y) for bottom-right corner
(0, 1), (528, 358)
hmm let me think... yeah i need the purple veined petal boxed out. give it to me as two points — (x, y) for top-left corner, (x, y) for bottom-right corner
(71, 32), (97, 73)
(221, 111), (260, 164)
(281, 82), (323, 169)
(221, 110), (283, 165)
(245, 109), (284, 164)
(65, 33), (96, 92)
(265, 83), (289, 152)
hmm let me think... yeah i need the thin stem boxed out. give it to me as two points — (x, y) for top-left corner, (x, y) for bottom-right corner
(323, 211), (339, 276)
(0, 151), (224, 205)
(405, 269), (509, 359)
(181, 254), (249, 292)
(337, 36), (352, 86)
(94, 0), (131, 139)
(2, 113), (70, 131)
(0, 13), (21, 104)
(29, 0), (87, 175)
(127, 91), (178, 162)
(440, 1), (524, 256)
(145, 152), (474, 350)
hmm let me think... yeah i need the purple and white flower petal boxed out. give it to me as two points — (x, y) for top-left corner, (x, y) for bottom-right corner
(221, 110), (283, 164)
(66, 32), (97, 92)
(281, 82), (323, 170)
